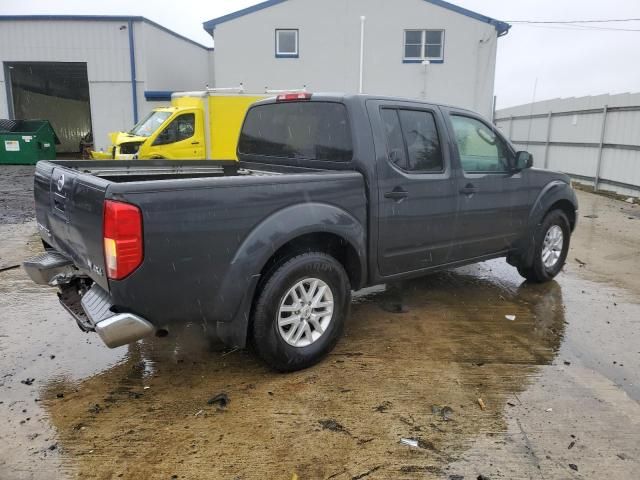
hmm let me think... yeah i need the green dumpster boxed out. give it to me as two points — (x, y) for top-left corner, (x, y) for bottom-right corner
(0, 119), (59, 165)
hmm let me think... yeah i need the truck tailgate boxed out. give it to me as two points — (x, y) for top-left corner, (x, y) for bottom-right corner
(34, 161), (110, 290)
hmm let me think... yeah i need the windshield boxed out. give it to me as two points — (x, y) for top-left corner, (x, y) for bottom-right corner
(129, 111), (172, 137)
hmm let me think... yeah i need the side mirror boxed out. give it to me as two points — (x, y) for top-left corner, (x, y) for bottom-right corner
(514, 151), (533, 170)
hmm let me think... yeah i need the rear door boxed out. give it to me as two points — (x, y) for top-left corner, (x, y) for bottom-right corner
(442, 109), (529, 259)
(367, 100), (459, 277)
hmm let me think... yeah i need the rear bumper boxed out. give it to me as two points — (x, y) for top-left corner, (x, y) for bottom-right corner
(23, 251), (155, 348)
(94, 312), (155, 348)
(78, 283), (155, 348)
(23, 250), (75, 285)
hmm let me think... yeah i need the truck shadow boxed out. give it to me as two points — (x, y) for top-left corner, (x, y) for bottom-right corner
(40, 260), (566, 479)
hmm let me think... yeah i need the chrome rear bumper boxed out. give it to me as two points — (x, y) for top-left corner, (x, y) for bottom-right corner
(24, 251), (156, 348)
(95, 313), (155, 348)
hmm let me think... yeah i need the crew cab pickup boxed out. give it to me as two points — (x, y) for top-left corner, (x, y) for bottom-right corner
(24, 93), (578, 371)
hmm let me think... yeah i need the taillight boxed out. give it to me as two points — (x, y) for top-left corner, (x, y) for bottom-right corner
(103, 200), (143, 280)
(276, 92), (312, 102)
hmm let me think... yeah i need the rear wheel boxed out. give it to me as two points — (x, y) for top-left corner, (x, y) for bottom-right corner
(251, 252), (351, 372)
(518, 209), (571, 283)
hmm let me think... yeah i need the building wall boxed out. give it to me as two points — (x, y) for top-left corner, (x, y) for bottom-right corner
(0, 19), (135, 152)
(139, 22), (211, 92)
(0, 18), (213, 152)
(212, 0), (499, 116)
(495, 93), (640, 197)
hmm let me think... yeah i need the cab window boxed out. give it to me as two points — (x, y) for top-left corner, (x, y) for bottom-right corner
(153, 113), (195, 145)
(450, 115), (511, 173)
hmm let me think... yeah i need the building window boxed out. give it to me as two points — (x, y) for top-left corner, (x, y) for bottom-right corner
(276, 29), (299, 58)
(403, 30), (444, 62)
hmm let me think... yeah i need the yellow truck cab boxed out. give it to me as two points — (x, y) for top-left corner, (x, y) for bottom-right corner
(92, 90), (265, 160)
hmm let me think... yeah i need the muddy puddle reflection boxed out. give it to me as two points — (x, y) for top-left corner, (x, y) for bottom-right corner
(36, 261), (568, 479)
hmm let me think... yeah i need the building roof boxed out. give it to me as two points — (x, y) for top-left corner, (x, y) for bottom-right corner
(203, 0), (510, 36)
(0, 15), (213, 50)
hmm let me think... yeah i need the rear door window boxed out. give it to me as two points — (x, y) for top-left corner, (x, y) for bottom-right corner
(381, 107), (444, 173)
(380, 109), (407, 169)
(238, 102), (352, 162)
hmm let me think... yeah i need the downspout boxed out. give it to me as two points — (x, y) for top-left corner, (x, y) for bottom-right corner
(359, 16), (365, 94)
(128, 19), (139, 124)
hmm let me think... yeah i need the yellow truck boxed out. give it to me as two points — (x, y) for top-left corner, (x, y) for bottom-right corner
(91, 90), (265, 160)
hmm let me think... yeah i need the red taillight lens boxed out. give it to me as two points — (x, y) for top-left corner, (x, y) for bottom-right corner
(103, 200), (143, 280)
(276, 92), (312, 102)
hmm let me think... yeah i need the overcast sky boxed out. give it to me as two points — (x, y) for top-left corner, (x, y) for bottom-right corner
(1, 0), (639, 109)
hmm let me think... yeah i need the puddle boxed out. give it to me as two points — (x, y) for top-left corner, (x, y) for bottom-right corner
(6, 252), (637, 479)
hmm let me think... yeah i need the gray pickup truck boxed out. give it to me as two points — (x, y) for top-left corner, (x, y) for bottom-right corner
(24, 93), (577, 371)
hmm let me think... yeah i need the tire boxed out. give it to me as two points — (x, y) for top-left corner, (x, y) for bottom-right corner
(518, 209), (571, 283)
(251, 252), (351, 372)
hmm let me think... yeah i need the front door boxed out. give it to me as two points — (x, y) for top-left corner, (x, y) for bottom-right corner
(148, 111), (204, 159)
(443, 110), (528, 259)
(368, 100), (459, 277)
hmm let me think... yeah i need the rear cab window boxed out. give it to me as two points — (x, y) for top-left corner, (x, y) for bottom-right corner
(238, 102), (353, 163)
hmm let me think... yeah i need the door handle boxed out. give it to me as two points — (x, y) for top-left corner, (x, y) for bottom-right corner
(191, 141), (200, 145)
(459, 184), (478, 196)
(384, 189), (409, 200)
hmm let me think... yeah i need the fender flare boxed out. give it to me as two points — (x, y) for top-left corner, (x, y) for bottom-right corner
(511, 181), (578, 267)
(529, 180), (577, 228)
(214, 202), (366, 348)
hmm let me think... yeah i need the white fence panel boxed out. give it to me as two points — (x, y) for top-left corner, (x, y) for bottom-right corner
(496, 93), (640, 196)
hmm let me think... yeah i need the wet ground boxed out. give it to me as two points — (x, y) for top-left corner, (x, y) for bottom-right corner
(1, 165), (639, 479)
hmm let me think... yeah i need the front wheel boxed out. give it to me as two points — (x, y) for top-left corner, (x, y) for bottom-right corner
(251, 253), (351, 372)
(518, 210), (571, 283)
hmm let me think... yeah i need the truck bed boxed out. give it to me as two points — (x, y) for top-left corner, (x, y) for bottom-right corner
(32, 159), (367, 335)
(48, 159), (284, 183)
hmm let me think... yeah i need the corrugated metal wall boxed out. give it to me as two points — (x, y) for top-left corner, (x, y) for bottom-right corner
(495, 93), (640, 197)
(0, 18), (213, 152)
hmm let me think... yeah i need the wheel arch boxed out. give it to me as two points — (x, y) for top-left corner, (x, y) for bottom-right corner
(529, 181), (578, 229)
(214, 203), (366, 348)
(546, 199), (576, 231)
(509, 181), (578, 268)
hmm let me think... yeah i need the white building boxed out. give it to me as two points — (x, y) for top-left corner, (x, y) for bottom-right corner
(0, 16), (214, 152)
(1, 1), (509, 153)
(204, 0), (509, 117)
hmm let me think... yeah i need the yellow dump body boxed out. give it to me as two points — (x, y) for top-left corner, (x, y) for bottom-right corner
(91, 92), (265, 161)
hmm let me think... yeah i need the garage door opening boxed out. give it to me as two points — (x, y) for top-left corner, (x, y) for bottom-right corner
(4, 62), (92, 154)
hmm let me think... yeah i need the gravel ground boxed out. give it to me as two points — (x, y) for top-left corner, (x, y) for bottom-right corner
(0, 166), (35, 225)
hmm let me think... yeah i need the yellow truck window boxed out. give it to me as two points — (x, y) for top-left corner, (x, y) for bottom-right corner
(153, 114), (195, 145)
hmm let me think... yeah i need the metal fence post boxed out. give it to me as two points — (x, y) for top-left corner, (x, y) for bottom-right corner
(543, 111), (552, 169)
(508, 115), (514, 141)
(594, 105), (608, 191)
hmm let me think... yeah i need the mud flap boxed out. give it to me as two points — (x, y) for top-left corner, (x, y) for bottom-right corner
(215, 275), (261, 348)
